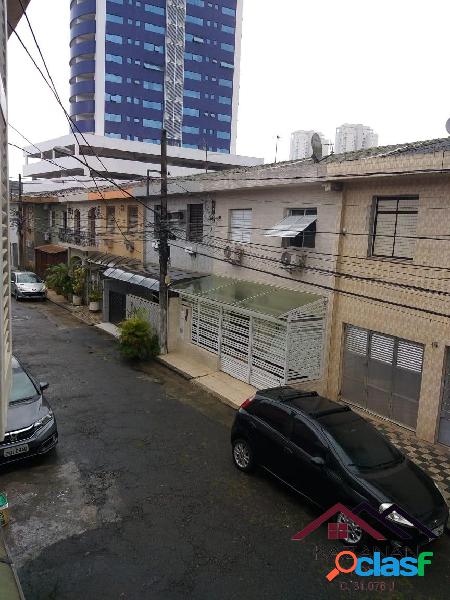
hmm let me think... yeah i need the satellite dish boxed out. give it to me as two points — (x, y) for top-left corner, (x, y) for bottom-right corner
(446, 118), (450, 135)
(311, 133), (323, 162)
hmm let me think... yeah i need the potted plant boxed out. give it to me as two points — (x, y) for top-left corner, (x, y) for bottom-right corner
(88, 285), (102, 312)
(72, 265), (86, 306)
(45, 263), (71, 297)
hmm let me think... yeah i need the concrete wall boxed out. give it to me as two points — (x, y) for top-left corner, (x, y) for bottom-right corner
(325, 175), (450, 444)
(97, 199), (144, 262)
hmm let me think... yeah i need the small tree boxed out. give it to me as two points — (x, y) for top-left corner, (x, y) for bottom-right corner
(72, 266), (87, 298)
(45, 263), (72, 296)
(118, 309), (159, 361)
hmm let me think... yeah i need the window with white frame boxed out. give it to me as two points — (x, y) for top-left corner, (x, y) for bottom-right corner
(230, 209), (252, 243)
(372, 197), (418, 259)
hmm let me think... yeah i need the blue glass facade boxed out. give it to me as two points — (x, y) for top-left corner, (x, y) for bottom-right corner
(69, 0), (239, 152)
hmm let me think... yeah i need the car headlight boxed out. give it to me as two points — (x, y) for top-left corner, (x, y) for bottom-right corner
(34, 411), (54, 429)
(379, 503), (413, 527)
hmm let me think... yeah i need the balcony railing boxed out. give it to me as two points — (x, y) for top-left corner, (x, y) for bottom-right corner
(58, 228), (97, 248)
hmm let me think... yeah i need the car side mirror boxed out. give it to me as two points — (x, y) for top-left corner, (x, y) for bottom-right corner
(40, 382), (49, 391)
(311, 456), (325, 466)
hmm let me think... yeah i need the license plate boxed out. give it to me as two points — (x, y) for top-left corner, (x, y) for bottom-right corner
(432, 524), (444, 537)
(4, 444), (29, 458)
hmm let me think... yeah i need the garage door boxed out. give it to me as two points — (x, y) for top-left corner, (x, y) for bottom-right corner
(341, 325), (423, 429)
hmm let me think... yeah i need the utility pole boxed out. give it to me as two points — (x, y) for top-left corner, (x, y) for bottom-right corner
(17, 174), (25, 269)
(159, 129), (169, 355)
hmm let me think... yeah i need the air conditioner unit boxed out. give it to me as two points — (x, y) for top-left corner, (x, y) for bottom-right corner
(168, 210), (186, 223)
(280, 251), (306, 272)
(224, 244), (244, 265)
(43, 232), (50, 242)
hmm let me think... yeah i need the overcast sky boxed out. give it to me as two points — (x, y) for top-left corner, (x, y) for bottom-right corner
(7, 0), (450, 176)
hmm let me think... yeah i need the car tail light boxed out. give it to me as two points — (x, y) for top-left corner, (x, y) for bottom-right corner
(240, 395), (255, 410)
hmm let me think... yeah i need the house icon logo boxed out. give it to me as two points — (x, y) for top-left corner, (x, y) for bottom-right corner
(291, 502), (437, 542)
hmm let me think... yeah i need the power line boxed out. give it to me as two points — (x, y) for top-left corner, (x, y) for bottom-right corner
(167, 240), (450, 323)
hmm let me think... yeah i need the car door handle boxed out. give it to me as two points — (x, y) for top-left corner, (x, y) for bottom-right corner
(283, 446), (293, 455)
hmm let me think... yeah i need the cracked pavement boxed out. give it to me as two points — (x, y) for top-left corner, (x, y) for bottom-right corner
(1, 300), (450, 600)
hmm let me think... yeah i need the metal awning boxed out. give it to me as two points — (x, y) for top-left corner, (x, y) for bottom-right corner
(173, 275), (323, 320)
(264, 215), (317, 238)
(87, 252), (141, 269)
(103, 267), (159, 291)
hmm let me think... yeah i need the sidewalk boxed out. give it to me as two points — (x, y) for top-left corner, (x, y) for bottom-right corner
(46, 290), (103, 326)
(158, 350), (255, 409)
(0, 531), (24, 599)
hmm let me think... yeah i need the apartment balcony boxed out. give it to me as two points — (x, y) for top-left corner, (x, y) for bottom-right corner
(58, 228), (97, 249)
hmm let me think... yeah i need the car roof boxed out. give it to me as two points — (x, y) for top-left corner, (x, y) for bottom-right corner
(256, 386), (352, 419)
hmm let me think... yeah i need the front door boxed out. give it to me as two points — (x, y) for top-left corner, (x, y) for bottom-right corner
(438, 349), (450, 447)
(109, 291), (126, 324)
(341, 325), (423, 429)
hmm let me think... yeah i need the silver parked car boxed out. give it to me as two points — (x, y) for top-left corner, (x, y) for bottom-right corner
(11, 271), (47, 300)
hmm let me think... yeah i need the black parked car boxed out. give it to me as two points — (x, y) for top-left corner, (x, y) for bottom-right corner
(231, 387), (448, 545)
(0, 356), (58, 466)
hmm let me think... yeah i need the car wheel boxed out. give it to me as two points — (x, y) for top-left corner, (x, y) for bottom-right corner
(232, 438), (255, 473)
(337, 512), (366, 547)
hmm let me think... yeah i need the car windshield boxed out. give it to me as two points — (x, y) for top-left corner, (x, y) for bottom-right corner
(9, 362), (39, 403)
(321, 413), (403, 470)
(16, 273), (40, 283)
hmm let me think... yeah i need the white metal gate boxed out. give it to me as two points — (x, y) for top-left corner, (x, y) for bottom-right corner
(185, 295), (326, 389)
(126, 294), (160, 335)
(250, 317), (286, 388)
(191, 302), (220, 354)
(220, 310), (251, 382)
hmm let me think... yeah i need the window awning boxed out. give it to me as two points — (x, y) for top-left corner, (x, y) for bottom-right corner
(173, 275), (324, 320)
(264, 215), (317, 238)
(103, 267), (159, 291)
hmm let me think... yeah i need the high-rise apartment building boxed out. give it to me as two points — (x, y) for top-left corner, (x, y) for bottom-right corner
(335, 123), (378, 154)
(70, 0), (242, 154)
(289, 130), (331, 160)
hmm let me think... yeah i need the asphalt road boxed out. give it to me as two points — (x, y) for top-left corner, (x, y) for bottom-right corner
(1, 299), (450, 600)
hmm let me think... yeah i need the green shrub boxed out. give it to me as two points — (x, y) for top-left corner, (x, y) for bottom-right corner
(45, 263), (72, 296)
(118, 311), (159, 361)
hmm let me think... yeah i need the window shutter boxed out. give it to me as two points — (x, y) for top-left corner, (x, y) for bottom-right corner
(230, 209), (252, 243)
(373, 212), (396, 256)
(396, 341), (423, 373)
(393, 212), (418, 259)
(345, 325), (368, 356)
(370, 333), (395, 364)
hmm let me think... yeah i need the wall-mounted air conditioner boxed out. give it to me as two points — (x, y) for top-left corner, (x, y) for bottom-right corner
(280, 251), (306, 272)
